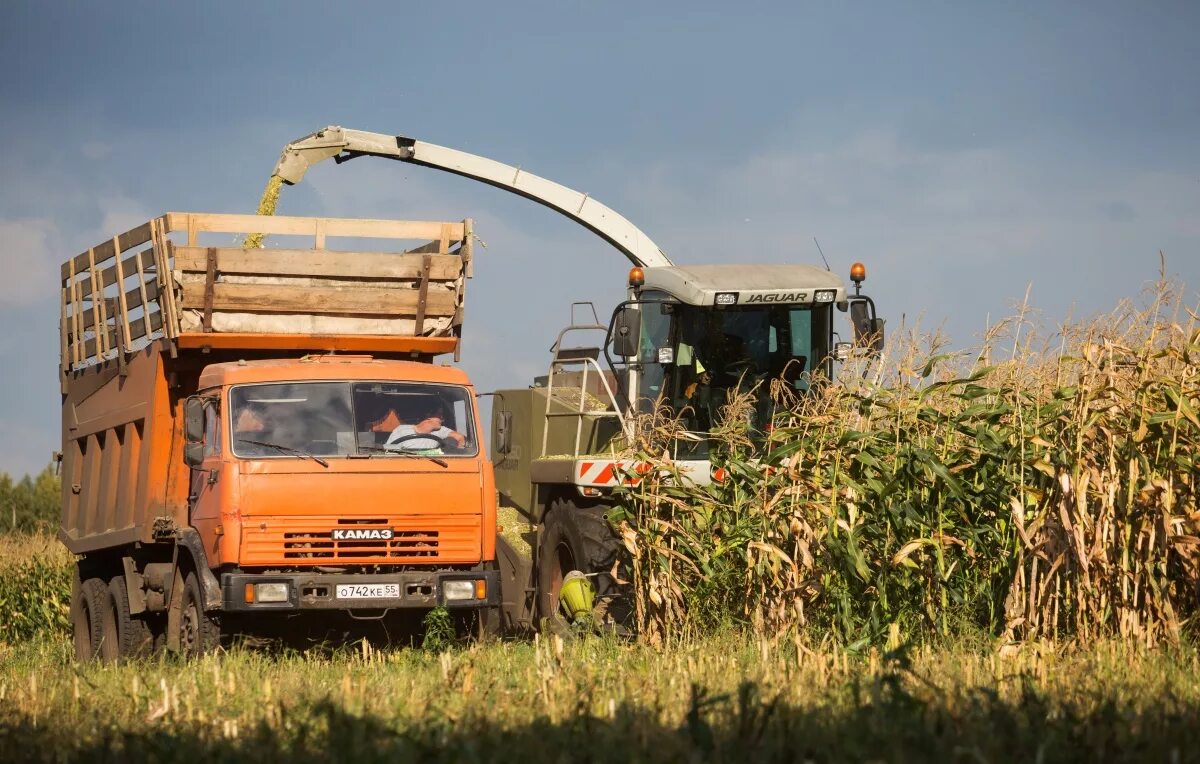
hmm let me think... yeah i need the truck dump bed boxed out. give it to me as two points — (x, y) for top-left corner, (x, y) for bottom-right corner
(58, 212), (474, 553)
(60, 211), (474, 374)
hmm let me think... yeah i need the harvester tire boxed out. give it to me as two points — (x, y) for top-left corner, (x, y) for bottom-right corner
(106, 575), (153, 659)
(537, 498), (627, 633)
(71, 575), (106, 662)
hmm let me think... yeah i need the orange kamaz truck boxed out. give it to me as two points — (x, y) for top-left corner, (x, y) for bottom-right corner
(58, 211), (498, 659)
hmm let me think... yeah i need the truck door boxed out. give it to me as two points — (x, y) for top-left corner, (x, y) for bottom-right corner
(188, 398), (224, 561)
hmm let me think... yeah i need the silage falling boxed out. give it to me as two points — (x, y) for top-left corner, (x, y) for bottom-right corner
(242, 174), (284, 249)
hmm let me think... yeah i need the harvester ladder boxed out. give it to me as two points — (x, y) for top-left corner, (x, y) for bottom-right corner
(540, 303), (627, 459)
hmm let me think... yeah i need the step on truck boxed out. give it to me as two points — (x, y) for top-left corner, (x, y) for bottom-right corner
(267, 126), (886, 634)
(59, 211), (498, 659)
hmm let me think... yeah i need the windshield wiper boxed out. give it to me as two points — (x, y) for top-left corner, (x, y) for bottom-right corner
(237, 438), (329, 468)
(355, 444), (448, 468)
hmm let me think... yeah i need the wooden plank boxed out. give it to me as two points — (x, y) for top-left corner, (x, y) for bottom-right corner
(179, 282), (459, 317)
(69, 258), (83, 368)
(59, 286), (69, 377)
(462, 218), (474, 278)
(132, 242), (153, 340)
(60, 221), (154, 282)
(151, 219), (181, 339)
(79, 281), (159, 332)
(172, 247), (463, 280)
(163, 212), (464, 243)
(111, 236), (132, 352)
(314, 219), (326, 249)
(438, 223), (451, 253)
(85, 248), (108, 357)
(414, 255), (433, 335)
(69, 247), (156, 303)
(203, 248), (217, 332)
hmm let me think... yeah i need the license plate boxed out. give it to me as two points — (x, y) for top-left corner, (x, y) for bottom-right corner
(335, 583), (400, 600)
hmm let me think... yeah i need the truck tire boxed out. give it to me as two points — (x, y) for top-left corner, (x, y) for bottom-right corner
(105, 575), (153, 659)
(177, 570), (220, 656)
(71, 575), (106, 662)
(536, 497), (628, 632)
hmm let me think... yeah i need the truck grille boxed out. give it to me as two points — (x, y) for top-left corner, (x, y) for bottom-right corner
(285, 525), (438, 559)
(240, 516), (481, 566)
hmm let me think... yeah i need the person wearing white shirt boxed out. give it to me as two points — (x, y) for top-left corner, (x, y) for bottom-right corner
(385, 405), (467, 452)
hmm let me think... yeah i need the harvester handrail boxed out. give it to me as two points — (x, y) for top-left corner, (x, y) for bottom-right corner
(541, 322), (628, 459)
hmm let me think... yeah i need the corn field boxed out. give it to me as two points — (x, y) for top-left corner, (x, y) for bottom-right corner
(616, 280), (1200, 647)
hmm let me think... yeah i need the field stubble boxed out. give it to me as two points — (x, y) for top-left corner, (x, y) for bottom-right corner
(3, 624), (1200, 762)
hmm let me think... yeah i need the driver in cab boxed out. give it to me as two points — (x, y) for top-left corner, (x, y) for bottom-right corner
(384, 402), (467, 453)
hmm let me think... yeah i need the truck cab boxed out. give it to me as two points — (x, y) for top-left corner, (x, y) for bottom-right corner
(184, 357), (496, 628)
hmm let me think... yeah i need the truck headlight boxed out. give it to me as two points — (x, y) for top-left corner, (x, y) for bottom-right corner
(252, 582), (290, 603)
(815, 289), (836, 303)
(443, 579), (485, 601)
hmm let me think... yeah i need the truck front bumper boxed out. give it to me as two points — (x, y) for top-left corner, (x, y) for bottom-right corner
(220, 570), (500, 612)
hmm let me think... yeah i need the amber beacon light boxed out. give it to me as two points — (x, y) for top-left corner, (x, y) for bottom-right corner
(850, 262), (867, 285)
(628, 266), (645, 288)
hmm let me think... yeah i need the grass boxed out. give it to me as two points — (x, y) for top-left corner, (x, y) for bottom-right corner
(3, 533), (1200, 762)
(3, 629), (1200, 762)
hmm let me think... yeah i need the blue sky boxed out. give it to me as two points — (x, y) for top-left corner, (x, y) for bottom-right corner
(1, 1), (1197, 475)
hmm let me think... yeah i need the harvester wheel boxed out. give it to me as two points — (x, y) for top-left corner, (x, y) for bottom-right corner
(537, 498), (628, 633)
(177, 571), (220, 657)
(105, 575), (153, 659)
(71, 575), (107, 662)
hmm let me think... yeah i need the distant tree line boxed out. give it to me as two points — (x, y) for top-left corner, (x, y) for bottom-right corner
(0, 465), (59, 534)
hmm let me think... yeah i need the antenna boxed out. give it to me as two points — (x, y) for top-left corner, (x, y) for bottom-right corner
(813, 237), (831, 271)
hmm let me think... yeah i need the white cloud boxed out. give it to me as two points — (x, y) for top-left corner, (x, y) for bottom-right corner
(95, 195), (152, 241)
(0, 218), (58, 308)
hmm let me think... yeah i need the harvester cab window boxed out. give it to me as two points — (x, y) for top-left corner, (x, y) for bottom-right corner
(651, 303), (833, 448)
(635, 293), (673, 412)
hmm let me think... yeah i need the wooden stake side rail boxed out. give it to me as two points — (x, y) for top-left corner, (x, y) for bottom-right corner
(61, 212), (472, 372)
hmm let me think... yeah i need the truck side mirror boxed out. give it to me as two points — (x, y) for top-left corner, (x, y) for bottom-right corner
(184, 397), (205, 443)
(610, 306), (641, 358)
(183, 442), (205, 467)
(495, 410), (513, 456)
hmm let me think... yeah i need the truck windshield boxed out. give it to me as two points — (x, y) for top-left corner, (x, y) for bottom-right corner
(635, 303), (832, 457)
(229, 382), (478, 459)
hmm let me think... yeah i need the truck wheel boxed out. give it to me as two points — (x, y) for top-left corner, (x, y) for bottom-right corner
(177, 571), (220, 656)
(71, 575), (106, 662)
(537, 498), (627, 632)
(105, 576), (153, 659)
